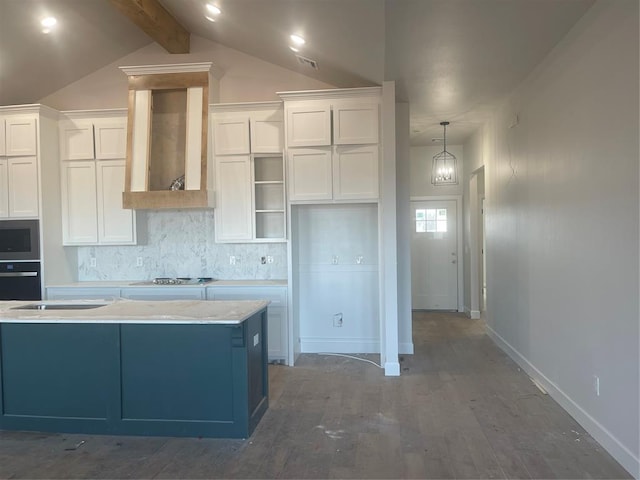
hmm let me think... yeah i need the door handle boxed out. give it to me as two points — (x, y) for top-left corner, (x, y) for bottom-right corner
(0, 272), (38, 277)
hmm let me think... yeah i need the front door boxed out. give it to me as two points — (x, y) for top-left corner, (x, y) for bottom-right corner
(410, 200), (458, 310)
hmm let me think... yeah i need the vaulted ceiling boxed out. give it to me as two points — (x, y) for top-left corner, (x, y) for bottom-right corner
(0, 0), (595, 144)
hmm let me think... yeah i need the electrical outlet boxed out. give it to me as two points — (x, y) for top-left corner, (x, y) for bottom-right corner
(356, 255), (364, 264)
(332, 255), (339, 265)
(229, 256), (236, 265)
(266, 256), (274, 264)
(333, 313), (343, 327)
(90, 257), (97, 268)
(594, 375), (600, 396)
(136, 257), (143, 267)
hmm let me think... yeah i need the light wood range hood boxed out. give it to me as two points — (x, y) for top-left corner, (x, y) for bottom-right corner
(119, 62), (222, 209)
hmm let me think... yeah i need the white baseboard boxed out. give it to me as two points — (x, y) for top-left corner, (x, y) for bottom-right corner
(384, 361), (400, 376)
(464, 306), (481, 319)
(399, 342), (414, 354)
(486, 325), (639, 479)
(300, 337), (380, 354)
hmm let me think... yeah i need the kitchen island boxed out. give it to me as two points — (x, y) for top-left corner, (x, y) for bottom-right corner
(0, 299), (269, 439)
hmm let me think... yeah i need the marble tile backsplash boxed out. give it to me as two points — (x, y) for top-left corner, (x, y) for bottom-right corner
(77, 210), (287, 281)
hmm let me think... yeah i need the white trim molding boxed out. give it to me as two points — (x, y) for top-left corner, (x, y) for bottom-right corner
(300, 337), (381, 354)
(410, 195), (464, 312)
(119, 62), (223, 78)
(486, 325), (639, 478)
(277, 87), (382, 101)
(399, 342), (414, 354)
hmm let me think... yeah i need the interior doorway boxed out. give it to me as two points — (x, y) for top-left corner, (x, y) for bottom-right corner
(410, 199), (459, 310)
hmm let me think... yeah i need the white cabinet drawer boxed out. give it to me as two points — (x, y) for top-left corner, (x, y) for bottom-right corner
(46, 287), (121, 300)
(207, 286), (286, 306)
(120, 287), (205, 300)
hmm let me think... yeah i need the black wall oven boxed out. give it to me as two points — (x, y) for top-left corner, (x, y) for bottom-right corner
(0, 220), (41, 300)
(0, 262), (42, 300)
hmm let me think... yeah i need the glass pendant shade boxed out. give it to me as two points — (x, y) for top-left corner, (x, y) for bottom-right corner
(431, 121), (458, 185)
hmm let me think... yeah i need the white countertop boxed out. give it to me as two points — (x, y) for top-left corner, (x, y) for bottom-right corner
(46, 280), (288, 288)
(0, 299), (269, 324)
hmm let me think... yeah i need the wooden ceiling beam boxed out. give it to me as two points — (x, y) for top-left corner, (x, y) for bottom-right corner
(108, 0), (190, 54)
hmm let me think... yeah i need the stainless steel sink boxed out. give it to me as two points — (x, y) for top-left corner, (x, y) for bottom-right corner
(11, 303), (108, 310)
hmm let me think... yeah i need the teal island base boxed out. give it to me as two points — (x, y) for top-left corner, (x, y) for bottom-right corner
(0, 309), (268, 439)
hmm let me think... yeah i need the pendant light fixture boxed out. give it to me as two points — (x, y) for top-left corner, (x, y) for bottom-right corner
(431, 121), (458, 185)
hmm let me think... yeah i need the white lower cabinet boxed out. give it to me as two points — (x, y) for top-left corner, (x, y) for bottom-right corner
(207, 286), (288, 363)
(45, 284), (288, 363)
(46, 287), (121, 300)
(61, 160), (136, 245)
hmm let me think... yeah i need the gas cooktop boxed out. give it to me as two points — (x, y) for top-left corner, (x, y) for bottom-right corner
(128, 277), (215, 286)
(153, 277), (214, 285)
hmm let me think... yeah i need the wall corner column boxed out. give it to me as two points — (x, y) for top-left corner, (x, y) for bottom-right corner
(380, 81), (400, 376)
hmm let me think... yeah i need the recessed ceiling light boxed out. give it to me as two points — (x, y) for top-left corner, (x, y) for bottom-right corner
(205, 15), (216, 22)
(40, 16), (57, 34)
(41, 16), (57, 28)
(206, 4), (221, 16)
(290, 34), (305, 46)
(289, 46), (300, 53)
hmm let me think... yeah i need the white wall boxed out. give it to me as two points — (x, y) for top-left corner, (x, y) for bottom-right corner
(483, 1), (639, 476)
(39, 35), (335, 110)
(410, 145), (464, 197)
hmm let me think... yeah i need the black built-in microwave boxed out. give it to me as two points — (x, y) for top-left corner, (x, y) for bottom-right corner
(0, 219), (40, 261)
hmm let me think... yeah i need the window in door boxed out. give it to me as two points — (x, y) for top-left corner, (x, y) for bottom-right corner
(415, 208), (447, 233)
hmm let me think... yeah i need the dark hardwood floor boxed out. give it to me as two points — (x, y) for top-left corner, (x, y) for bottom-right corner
(0, 311), (631, 479)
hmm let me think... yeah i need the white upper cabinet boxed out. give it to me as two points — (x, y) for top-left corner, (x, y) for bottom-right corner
(96, 160), (135, 244)
(287, 148), (333, 202)
(94, 120), (127, 159)
(0, 118), (5, 156)
(61, 160), (98, 244)
(212, 102), (286, 243)
(333, 145), (379, 200)
(0, 115), (39, 219)
(5, 117), (37, 156)
(0, 159), (8, 217)
(59, 112), (136, 245)
(214, 155), (253, 242)
(213, 117), (250, 155)
(60, 121), (94, 160)
(213, 103), (283, 155)
(333, 103), (379, 145)
(279, 88), (382, 203)
(285, 105), (331, 147)
(251, 118), (283, 153)
(60, 118), (126, 161)
(8, 157), (39, 217)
